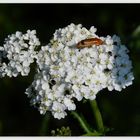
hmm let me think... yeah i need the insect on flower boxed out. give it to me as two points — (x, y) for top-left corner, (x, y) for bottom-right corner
(76, 38), (104, 49)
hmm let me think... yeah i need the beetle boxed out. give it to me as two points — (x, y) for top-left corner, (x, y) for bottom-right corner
(76, 38), (104, 49)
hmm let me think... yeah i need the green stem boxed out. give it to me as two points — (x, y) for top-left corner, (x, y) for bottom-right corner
(39, 113), (50, 136)
(71, 111), (91, 134)
(89, 99), (104, 133)
(82, 131), (102, 136)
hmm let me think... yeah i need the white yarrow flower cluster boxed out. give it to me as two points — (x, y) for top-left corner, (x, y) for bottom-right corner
(25, 23), (134, 119)
(0, 30), (40, 77)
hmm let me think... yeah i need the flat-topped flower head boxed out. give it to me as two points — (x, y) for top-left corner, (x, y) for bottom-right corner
(0, 30), (40, 77)
(25, 23), (134, 119)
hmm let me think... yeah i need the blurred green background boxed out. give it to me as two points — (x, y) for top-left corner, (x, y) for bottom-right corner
(0, 4), (140, 136)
